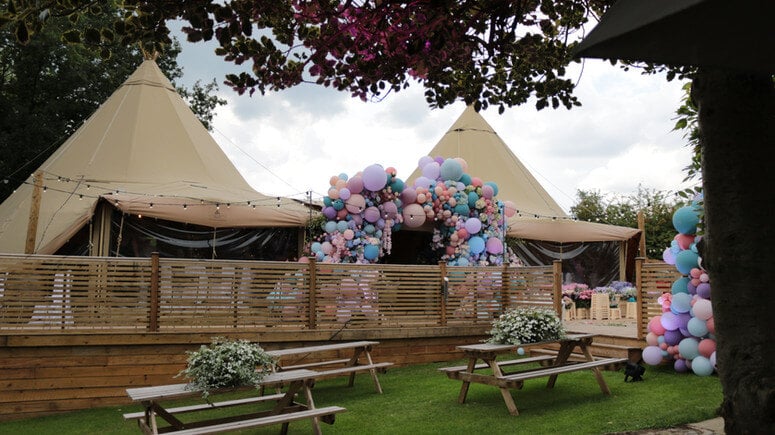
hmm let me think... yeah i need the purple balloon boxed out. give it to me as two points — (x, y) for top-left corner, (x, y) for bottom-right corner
(662, 247), (676, 265)
(696, 282), (712, 299)
(363, 164), (387, 191)
(674, 358), (688, 373)
(322, 206), (337, 219)
(642, 346), (664, 366)
(664, 329), (684, 346)
(660, 311), (679, 331)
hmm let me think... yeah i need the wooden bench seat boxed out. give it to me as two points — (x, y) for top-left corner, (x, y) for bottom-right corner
(280, 358), (353, 371)
(500, 357), (628, 383)
(315, 361), (393, 378)
(170, 406), (347, 435)
(437, 355), (555, 373)
(122, 393), (287, 420)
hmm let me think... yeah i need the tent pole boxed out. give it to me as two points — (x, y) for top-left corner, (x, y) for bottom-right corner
(25, 170), (44, 254)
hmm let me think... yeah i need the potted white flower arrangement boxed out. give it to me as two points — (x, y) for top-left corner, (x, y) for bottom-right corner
(488, 307), (566, 345)
(176, 337), (276, 399)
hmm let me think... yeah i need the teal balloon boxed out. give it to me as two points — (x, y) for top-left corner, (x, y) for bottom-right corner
(484, 181), (499, 196)
(468, 191), (479, 208)
(323, 197), (332, 207)
(454, 203), (470, 216)
(332, 199), (344, 211)
(324, 221), (337, 233)
(673, 205), (700, 235)
(691, 356), (714, 376)
(671, 277), (690, 294)
(459, 173), (472, 185)
(364, 244), (379, 260)
(687, 317), (709, 337)
(336, 220), (349, 232)
(678, 337), (700, 360)
(675, 249), (699, 275)
(440, 159), (464, 181)
(390, 178), (405, 193)
(469, 236), (485, 254)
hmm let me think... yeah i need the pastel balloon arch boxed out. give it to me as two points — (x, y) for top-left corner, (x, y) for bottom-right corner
(642, 196), (717, 377)
(307, 156), (517, 266)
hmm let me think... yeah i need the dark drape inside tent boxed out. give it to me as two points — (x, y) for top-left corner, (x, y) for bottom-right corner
(111, 214), (299, 260)
(56, 213), (300, 260)
(511, 240), (634, 288)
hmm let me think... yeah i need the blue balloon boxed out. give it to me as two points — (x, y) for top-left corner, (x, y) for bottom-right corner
(687, 317), (709, 337)
(671, 292), (692, 313)
(678, 337), (700, 360)
(324, 221), (337, 234)
(336, 220), (349, 232)
(691, 356), (714, 376)
(469, 236), (485, 254)
(364, 244), (379, 260)
(675, 249), (700, 275)
(673, 205), (700, 235)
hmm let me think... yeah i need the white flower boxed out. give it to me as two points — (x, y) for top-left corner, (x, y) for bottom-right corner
(488, 307), (565, 345)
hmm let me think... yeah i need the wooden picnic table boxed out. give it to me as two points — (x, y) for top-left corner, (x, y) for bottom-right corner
(124, 369), (345, 435)
(266, 340), (392, 393)
(439, 333), (627, 415)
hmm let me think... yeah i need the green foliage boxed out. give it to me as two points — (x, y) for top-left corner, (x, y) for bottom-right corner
(175, 337), (276, 399)
(0, 4), (225, 203)
(571, 187), (679, 259)
(488, 307), (565, 345)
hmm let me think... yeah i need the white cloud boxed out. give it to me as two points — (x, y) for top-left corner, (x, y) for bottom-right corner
(174, 31), (696, 213)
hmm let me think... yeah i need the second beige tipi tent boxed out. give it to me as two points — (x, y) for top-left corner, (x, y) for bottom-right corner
(408, 105), (640, 243)
(0, 59), (310, 256)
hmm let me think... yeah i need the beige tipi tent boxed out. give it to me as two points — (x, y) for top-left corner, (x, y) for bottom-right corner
(0, 59), (310, 255)
(408, 105), (640, 243)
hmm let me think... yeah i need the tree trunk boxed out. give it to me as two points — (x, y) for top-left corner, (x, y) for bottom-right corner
(693, 69), (775, 433)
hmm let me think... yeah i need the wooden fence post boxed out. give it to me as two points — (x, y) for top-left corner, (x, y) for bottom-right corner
(149, 252), (160, 332)
(552, 260), (563, 316)
(438, 261), (447, 326)
(308, 258), (317, 329)
(635, 257), (645, 339)
(25, 170), (43, 254)
(500, 264), (511, 312)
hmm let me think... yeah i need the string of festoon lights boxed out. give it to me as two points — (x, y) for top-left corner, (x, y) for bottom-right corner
(9, 169), (578, 222)
(13, 170), (314, 212)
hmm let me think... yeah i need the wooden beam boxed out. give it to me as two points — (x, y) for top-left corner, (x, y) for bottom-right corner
(637, 210), (646, 258)
(25, 171), (43, 254)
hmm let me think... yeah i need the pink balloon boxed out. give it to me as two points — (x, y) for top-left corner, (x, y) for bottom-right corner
(346, 176), (364, 194)
(698, 338), (716, 358)
(403, 203), (426, 228)
(675, 233), (694, 250)
(649, 315), (666, 335)
(482, 185), (494, 199)
(485, 237), (503, 254)
(364, 206), (380, 223)
(345, 194), (365, 214)
(382, 201), (398, 219)
(401, 188), (417, 204)
(503, 200), (516, 217)
(343, 229), (354, 240)
(693, 299), (713, 320)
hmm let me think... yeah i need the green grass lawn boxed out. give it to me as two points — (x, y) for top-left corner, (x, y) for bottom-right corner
(0, 360), (721, 434)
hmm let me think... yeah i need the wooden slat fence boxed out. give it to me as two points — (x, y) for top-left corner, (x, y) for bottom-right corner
(634, 258), (683, 339)
(1, 254), (561, 332)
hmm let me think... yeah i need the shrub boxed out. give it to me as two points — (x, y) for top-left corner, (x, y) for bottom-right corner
(176, 337), (276, 399)
(488, 307), (565, 345)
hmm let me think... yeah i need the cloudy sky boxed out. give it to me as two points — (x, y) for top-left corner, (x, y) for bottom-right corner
(171, 25), (695, 214)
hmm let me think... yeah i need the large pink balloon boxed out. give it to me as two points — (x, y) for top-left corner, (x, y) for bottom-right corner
(693, 299), (713, 320)
(345, 194), (365, 214)
(503, 200), (516, 217)
(403, 203), (426, 228)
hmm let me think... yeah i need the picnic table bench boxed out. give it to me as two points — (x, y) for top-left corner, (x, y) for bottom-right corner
(266, 340), (393, 393)
(440, 334), (627, 415)
(124, 369), (345, 435)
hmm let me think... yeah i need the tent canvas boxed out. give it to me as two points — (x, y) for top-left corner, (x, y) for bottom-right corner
(0, 59), (310, 255)
(407, 105), (641, 243)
